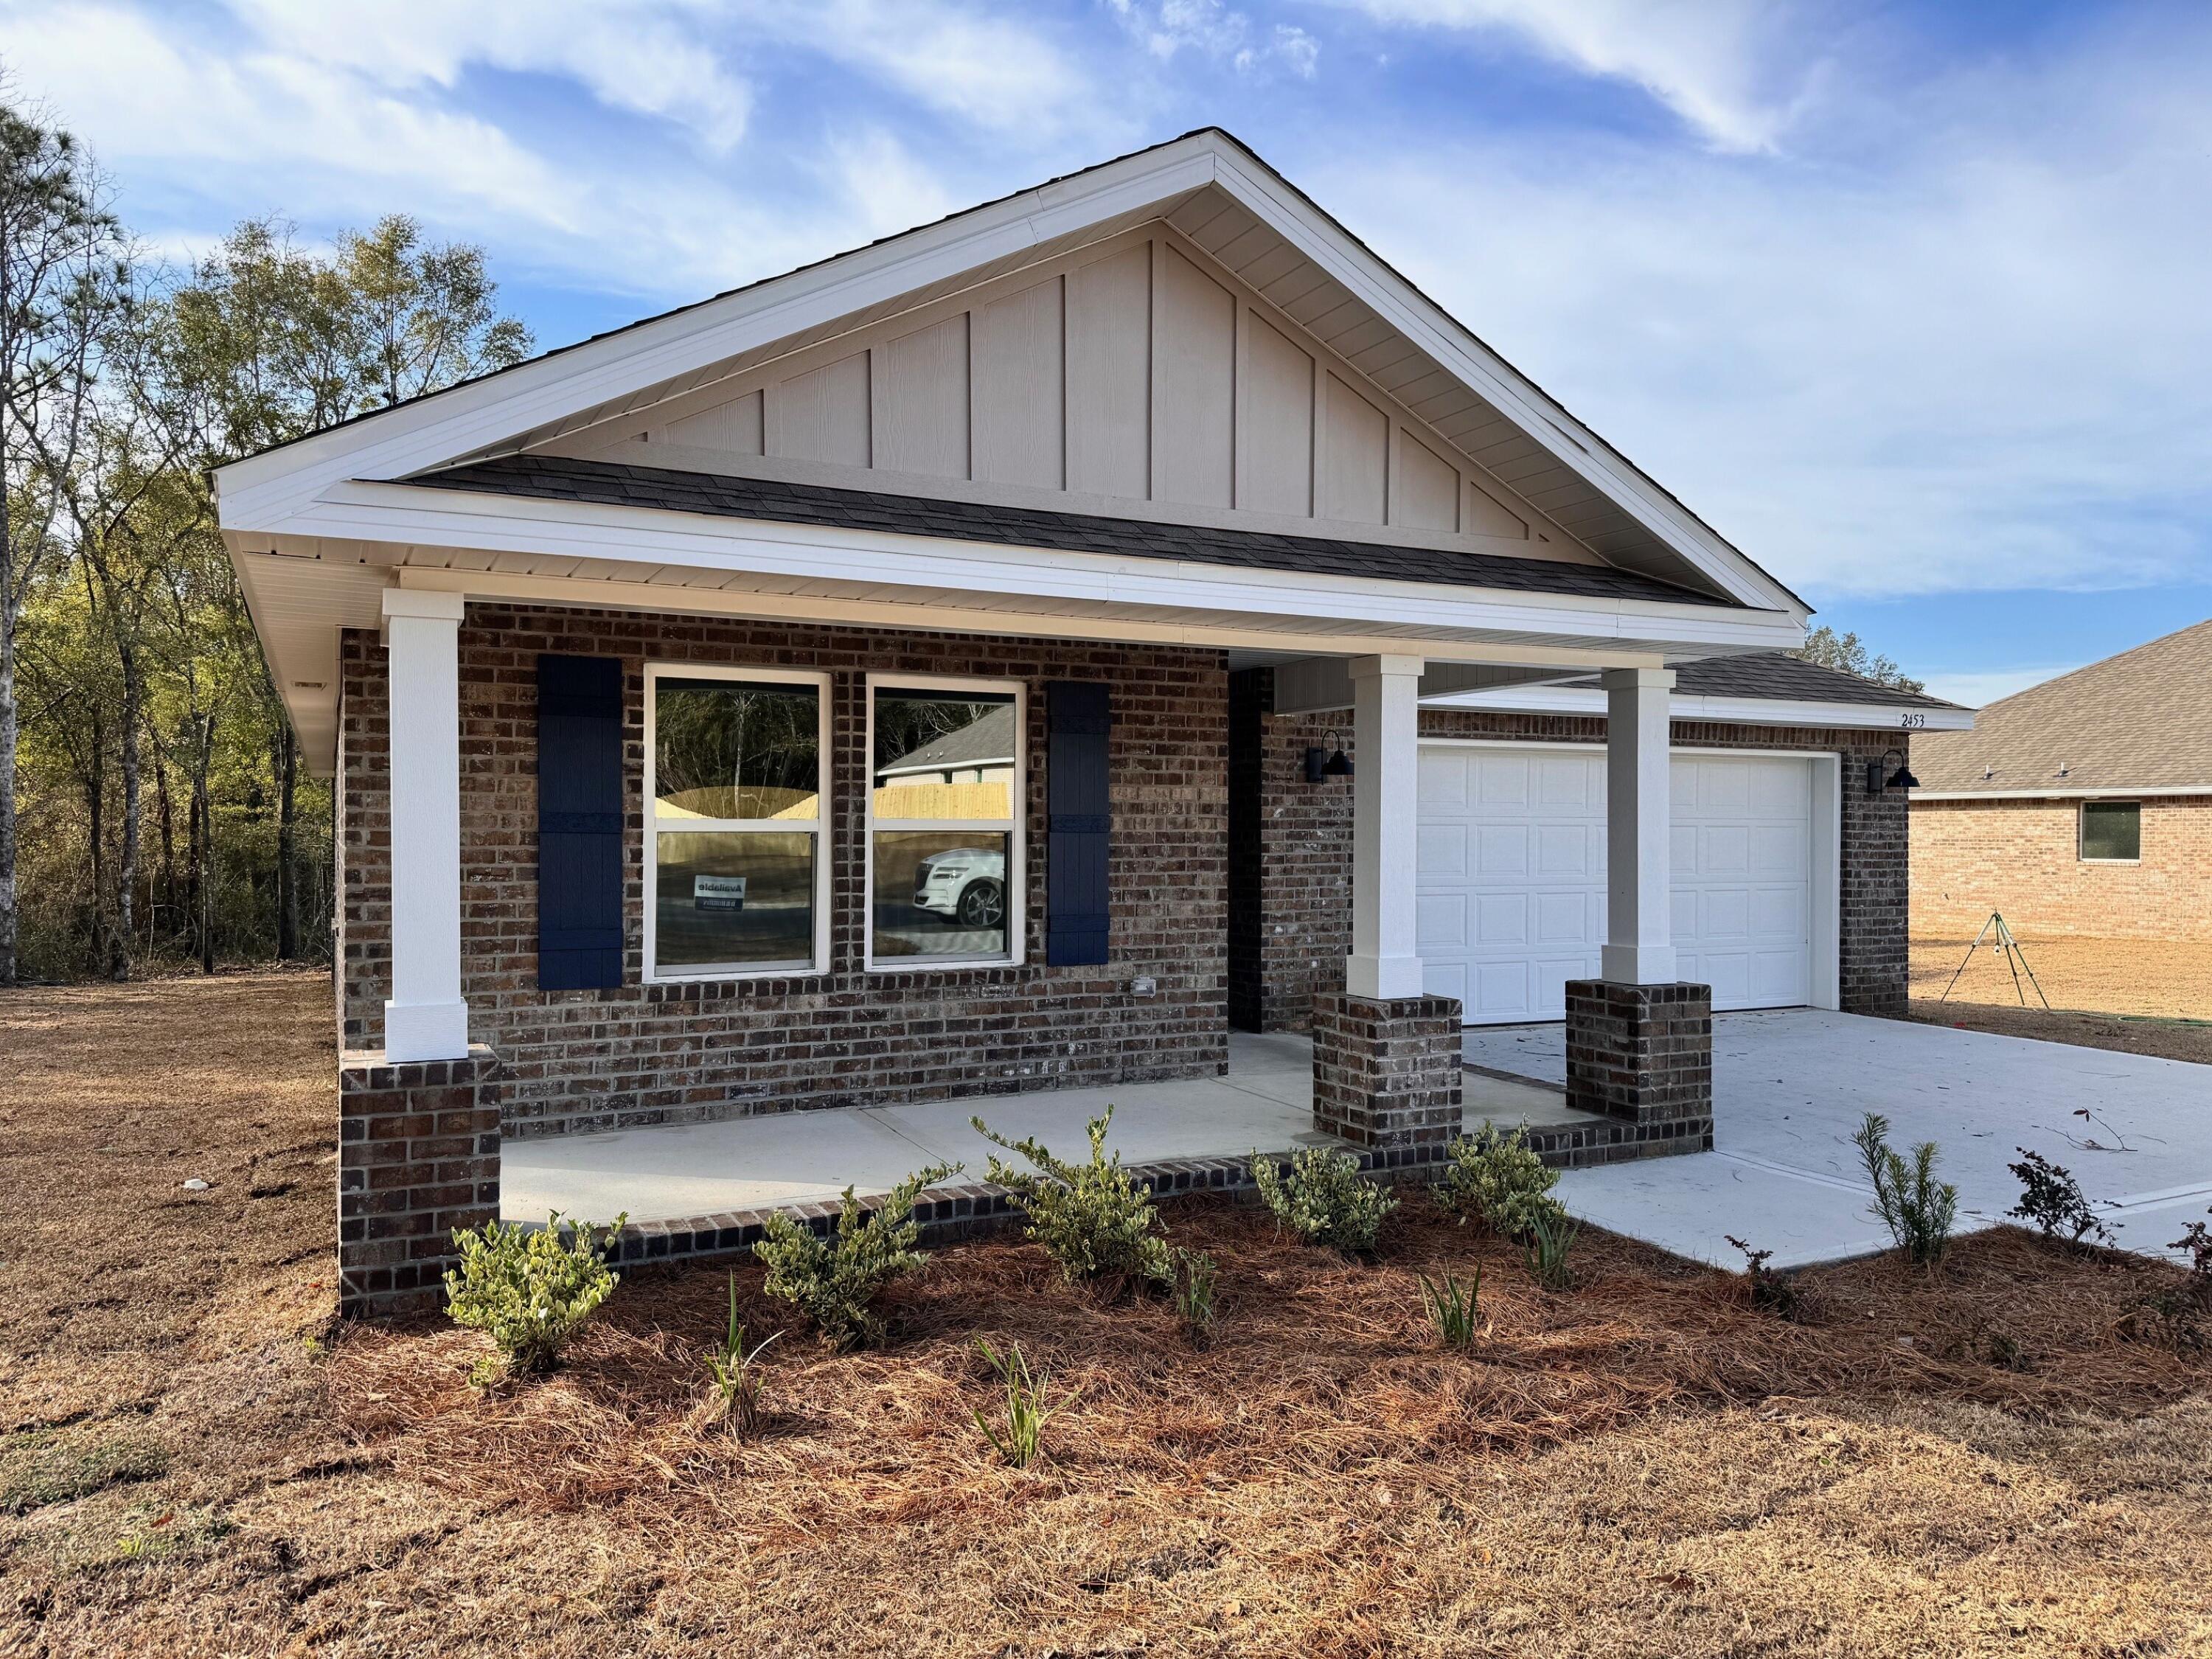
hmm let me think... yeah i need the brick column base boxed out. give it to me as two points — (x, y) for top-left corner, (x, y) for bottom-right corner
(1311, 992), (1463, 1166)
(1563, 981), (1712, 1157)
(338, 1046), (501, 1318)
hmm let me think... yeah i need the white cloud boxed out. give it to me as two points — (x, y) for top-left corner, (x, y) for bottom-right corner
(1920, 667), (2080, 710)
(1338, 0), (1815, 153)
(1311, 16), (2212, 599)
(1107, 0), (1324, 79)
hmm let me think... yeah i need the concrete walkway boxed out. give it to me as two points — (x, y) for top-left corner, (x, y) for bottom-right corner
(1463, 1009), (2212, 1268)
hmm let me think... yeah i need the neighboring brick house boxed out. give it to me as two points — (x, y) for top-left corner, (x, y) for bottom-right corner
(212, 129), (1966, 1312)
(1910, 619), (2212, 939)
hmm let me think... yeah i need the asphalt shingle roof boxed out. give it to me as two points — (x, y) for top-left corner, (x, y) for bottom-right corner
(1546, 652), (1962, 710)
(407, 453), (1730, 608)
(1909, 619), (2212, 793)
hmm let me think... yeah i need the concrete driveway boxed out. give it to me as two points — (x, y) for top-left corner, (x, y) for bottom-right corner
(1462, 1009), (2212, 1269)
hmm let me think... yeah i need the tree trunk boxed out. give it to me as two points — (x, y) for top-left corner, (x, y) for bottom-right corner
(155, 754), (178, 947)
(0, 592), (18, 987)
(193, 713), (216, 975)
(276, 724), (299, 960)
(85, 709), (107, 975)
(112, 645), (143, 981)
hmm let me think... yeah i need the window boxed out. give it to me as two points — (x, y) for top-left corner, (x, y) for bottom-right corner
(867, 677), (1023, 968)
(2079, 800), (2140, 863)
(644, 665), (830, 979)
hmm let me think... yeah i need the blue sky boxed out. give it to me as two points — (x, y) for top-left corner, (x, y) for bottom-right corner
(7, 0), (2208, 705)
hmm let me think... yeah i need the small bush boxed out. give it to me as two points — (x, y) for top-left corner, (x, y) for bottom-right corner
(1854, 1113), (1957, 1267)
(1524, 1209), (1580, 1290)
(972, 1106), (1170, 1290)
(2008, 1148), (2112, 1248)
(2171, 1211), (2211, 1298)
(755, 1163), (958, 1349)
(1434, 1123), (1565, 1239)
(1171, 1247), (1219, 1349)
(1419, 1267), (1485, 1349)
(1251, 1146), (1398, 1255)
(698, 1273), (780, 1437)
(445, 1211), (625, 1379)
(1724, 1234), (1806, 1321)
(971, 1338), (1069, 1469)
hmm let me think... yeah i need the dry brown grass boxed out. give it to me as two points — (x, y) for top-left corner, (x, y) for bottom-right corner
(1911, 934), (2212, 1062)
(5, 973), (2212, 1656)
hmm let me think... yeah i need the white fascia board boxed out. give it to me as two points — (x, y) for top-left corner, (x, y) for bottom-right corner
(1911, 785), (2212, 801)
(1211, 145), (1806, 621)
(288, 481), (1809, 655)
(1425, 682), (1974, 731)
(212, 140), (1223, 532)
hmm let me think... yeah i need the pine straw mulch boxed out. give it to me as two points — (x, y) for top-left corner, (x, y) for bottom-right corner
(308, 1197), (2212, 1653)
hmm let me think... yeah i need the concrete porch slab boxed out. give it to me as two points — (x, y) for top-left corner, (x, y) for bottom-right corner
(1467, 1009), (2212, 1268)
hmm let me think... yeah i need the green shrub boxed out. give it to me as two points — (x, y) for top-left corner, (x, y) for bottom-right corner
(1724, 1234), (1806, 1321)
(971, 1106), (1171, 1289)
(1419, 1267), (1484, 1349)
(1523, 1209), (1580, 1290)
(971, 1338), (1069, 1469)
(1433, 1122), (1565, 1239)
(1854, 1113), (1958, 1267)
(445, 1211), (625, 1379)
(754, 1163), (958, 1350)
(1251, 1146), (1397, 1255)
(2007, 1148), (2112, 1248)
(1171, 1247), (1219, 1349)
(699, 1273), (781, 1436)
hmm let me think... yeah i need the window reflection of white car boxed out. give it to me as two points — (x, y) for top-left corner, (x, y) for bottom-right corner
(912, 848), (1007, 929)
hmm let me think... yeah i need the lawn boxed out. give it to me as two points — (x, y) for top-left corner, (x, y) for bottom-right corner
(1910, 935), (2212, 1064)
(4, 973), (2212, 1656)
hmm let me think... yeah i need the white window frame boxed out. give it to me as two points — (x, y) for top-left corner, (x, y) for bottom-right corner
(2078, 799), (2141, 864)
(642, 662), (832, 982)
(864, 672), (1027, 973)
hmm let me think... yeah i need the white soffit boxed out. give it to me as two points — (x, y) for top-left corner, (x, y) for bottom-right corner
(1424, 683), (1975, 732)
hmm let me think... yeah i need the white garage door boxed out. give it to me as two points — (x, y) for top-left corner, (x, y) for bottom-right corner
(1416, 745), (1816, 1024)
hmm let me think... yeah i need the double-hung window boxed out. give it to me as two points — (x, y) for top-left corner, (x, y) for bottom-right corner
(866, 677), (1024, 968)
(2079, 801), (2140, 863)
(644, 664), (830, 979)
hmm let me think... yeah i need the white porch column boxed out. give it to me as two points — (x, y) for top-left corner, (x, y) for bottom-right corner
(1346, 653), (1426, 1001)
(380, 589), (469, 1062)
(1599, 666), (1678, 986)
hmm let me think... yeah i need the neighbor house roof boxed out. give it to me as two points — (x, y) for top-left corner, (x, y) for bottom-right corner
(877, 702), (1020, 779)
(1910, 619), (2212, 796)
(416, 455), (1726, 608)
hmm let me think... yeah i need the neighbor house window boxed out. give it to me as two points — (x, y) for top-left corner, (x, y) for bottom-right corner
(867, 677), (1023, 968)
(2079, 800), (2140, 863)
(644, 665), (830, 979)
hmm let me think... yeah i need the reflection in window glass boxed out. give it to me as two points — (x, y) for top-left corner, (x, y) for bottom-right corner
(871, 830), (1011, 959)
(2080, 801), (2140, 862)
(655, 678), (820, 821)
(653, 832), (815, 970)
(872, 692), (1017, 821)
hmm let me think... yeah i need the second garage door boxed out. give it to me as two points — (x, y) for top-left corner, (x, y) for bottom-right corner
(1416, 743), (1820, 1024)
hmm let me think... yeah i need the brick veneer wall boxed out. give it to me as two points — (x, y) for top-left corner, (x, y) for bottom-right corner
(338, 1047), (500, 1315)
(338, 605), (1228, 1138)
(1910, 795), (2212, 941)
(1231, 681), (1913, 1028)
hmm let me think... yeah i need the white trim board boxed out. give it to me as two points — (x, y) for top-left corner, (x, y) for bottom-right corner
(1423, 681), (1972, 732)
(1911, 786), (2212, 801)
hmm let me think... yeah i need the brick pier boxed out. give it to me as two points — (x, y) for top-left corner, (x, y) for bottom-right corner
(338, 1046), (501, 1317)
(1309, 991), (1464, 1167)
(1562, 981), (1713, 1158)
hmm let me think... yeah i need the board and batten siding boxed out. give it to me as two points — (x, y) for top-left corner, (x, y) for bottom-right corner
(541, 224), (1587, 565)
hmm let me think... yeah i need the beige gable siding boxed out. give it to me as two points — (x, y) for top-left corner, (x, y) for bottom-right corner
(542, 224), (1596, 564)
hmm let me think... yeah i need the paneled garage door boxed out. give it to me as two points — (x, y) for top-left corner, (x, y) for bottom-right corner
(1416, 744), (1817, 1025)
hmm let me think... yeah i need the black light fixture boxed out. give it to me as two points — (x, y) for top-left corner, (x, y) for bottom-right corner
(1865, 745), (1920, 796)
(1304, 730), (1354, 783)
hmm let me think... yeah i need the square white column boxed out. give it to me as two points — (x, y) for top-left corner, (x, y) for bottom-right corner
(1600, 666), (1678, 987)
(1346, 653), (1426, 1001)
(380, 589), (469, 1062)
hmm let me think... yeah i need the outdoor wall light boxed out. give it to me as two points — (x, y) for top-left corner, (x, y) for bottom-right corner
(1304, 732), (1354, 783)
(1865, 746), (1920, 796)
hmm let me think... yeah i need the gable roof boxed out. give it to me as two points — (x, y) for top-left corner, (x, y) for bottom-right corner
(1910, 619), (2212, 796)
(213, 128), (1806, 619)
(418, 454), (1726, 607)
(877, 702), (1019, 779)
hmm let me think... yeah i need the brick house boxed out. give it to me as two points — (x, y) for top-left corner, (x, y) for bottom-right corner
(1910, 619), (2212, 939)
(212, 131), (1969, 1312)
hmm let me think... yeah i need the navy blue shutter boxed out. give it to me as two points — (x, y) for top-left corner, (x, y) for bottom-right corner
(1046, 681), (1111, 966)
(536, 655), (624, 990)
